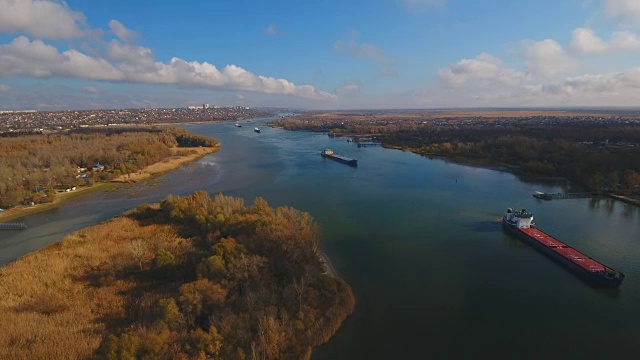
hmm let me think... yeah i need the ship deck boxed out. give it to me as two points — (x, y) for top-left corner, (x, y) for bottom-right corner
(519, 228), (607, 273)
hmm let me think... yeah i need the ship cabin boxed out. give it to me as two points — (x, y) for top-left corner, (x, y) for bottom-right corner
(505, 208), (534, 229)
(322, 149), (334, 156)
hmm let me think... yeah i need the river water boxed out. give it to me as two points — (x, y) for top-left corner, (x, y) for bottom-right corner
(2, 119), (640, 359)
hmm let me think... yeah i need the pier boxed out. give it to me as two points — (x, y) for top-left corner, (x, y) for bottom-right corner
(0, 222), (27, 230)
(533, 192), (596, 200)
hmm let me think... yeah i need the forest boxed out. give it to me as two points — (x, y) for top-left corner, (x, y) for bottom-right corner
(0, 127), (218, 208)
(0, 191), (355, 360)
(272, 115), (640, 193)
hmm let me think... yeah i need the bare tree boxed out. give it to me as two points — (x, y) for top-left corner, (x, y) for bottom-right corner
(129, 239), (147, 270)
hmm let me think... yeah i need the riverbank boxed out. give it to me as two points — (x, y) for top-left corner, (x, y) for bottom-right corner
(0, 146), (218, 222)
(111, 146), (218, 183)
(606, 193), (640, 206)
(0, 182), (112, 223)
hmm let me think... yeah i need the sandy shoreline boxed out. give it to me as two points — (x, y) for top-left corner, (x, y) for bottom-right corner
(0, 146), (218, 222)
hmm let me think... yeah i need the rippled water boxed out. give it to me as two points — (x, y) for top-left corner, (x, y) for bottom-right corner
(2, 119), (639, 359)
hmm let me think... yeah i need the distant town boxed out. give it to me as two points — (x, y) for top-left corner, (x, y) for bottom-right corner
(0, 105), (282, 133)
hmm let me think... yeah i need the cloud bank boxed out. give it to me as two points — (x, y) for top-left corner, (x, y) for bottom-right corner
(0, 0), (334, 101)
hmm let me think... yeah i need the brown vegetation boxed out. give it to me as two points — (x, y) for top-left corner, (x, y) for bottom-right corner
(111, 146), (217, 183)
(0, 192), (355, 360)
(0, 127), (218, 209)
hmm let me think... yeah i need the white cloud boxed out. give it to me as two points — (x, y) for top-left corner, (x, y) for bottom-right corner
(0, 84), (11, 92)
(431, 45), (640, 107)
(603, 0), (640, 25)
(333, 40), (386, 62)
(571, 28), (609, 54)
(0, 36), (122, 80)
(335, 81), (360, 94)
(571, 28), (640, 53)
(264, 24), (278, 36)
(0, 0), (88, 39)
(108, 20), (138, 43)
(610, 31), (640, 50)
(550, 68), (640, 95)
(522, 39), (576, 77)
(106, 40), (154, 65)
(0, 36), (336, 100)
(438, 53), (512, 86)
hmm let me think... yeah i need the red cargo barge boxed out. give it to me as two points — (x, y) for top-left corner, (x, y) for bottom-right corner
(503, 208), (624, 288)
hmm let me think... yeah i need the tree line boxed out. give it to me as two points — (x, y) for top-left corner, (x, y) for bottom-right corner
(0, 127), (218, 208)
(382, 124), (640, 192)
(272, 116), (640, 193)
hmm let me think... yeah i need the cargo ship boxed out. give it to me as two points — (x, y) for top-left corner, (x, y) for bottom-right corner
(502, 208), (624, 288)
(321, 148), (357, 167)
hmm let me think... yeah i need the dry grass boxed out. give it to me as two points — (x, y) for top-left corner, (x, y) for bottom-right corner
(112, 146), (218, 183)
(0, 216), (188, 360)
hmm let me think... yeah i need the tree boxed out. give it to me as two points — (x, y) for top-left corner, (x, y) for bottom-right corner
(623, 170), (640, 190)
(179, 279), (227, 324)
(153, 250), (176, 269)
(129, 239), (147, 270)
(157, 298), (183, 330)
(606, 171), (619, 191)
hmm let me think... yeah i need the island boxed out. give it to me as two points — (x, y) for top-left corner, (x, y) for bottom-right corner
(0, 191), (355, 360)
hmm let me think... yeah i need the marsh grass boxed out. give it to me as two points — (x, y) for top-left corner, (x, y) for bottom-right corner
(0, 216), (185, 360)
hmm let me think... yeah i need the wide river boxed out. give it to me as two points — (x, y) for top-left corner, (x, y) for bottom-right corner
(2, 118), (640, 359)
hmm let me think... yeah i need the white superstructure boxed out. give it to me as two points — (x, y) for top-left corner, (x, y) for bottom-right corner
(504, 208), (534, 229)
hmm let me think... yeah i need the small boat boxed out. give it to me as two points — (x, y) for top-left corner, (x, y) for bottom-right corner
(254, 127), (261, 133)
(533, 191), (551, 200)
(235, 123), (242, 127)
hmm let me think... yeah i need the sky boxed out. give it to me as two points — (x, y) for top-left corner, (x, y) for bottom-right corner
(1, 0), (640, 110)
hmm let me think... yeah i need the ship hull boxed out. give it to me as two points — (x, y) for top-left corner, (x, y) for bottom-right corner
(502, 219), (623, 288)
(321, 153), (357, 167)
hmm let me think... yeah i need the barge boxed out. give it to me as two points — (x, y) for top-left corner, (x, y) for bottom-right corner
(503, 208), (624, 288)
(321, 149), (357, 167)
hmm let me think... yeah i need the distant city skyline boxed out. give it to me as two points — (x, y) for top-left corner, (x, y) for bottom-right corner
(1, 0), (640, 110)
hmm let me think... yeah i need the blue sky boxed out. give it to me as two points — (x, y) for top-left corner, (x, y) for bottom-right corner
(1, 0), (640, 110)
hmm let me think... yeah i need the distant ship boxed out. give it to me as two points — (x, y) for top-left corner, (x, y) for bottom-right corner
(254, 127), (261, 133)
(321, 148), (357, 167)
(235, 123), (242, 127)
(502, 208), (624, 287)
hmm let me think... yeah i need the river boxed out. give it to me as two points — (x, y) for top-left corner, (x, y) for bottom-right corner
(2, 118), (640, 359)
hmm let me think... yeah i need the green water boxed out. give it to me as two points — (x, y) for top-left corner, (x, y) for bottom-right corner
(2, 119), (640, 359)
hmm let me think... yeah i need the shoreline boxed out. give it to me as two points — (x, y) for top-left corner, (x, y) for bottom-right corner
(0, 146), (218, 222)
(277, 128), (640, 207)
